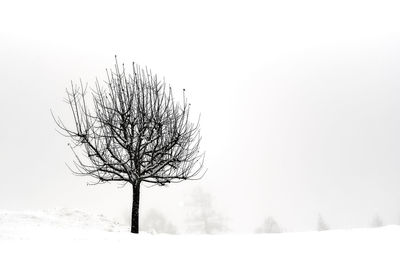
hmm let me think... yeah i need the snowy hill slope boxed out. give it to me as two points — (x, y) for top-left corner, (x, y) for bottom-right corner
(0, 208), (127, 239)
(0, 209), (399, 268)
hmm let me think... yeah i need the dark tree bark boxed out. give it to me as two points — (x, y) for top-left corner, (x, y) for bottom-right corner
(52, 57), (205, 233)
(131, 181), (140, 233)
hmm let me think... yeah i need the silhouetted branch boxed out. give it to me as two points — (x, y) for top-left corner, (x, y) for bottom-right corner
(53, 58), (205, 186)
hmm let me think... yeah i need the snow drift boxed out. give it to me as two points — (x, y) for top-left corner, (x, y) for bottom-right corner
(0, 209), (399, 268)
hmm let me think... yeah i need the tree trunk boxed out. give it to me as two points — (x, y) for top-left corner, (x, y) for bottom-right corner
(131, 181), (141, 233)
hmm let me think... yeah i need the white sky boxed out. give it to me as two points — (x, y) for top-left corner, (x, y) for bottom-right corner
(1, 0), (400, 232)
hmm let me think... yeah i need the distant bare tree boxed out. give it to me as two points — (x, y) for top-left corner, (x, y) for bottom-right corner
(317, 214), (329, 231)
(255, 216), (282, 233)
(185, 187), (227, 234)
(53, 58), (205, 233)
(371, 215), (383, 228)
(141, 209), (177, 234)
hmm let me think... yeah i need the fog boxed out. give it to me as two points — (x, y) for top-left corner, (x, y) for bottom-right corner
(1, 0), (400, 232)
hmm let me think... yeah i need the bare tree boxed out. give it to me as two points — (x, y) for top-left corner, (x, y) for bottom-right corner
(52, 58), (205, 233)
(141, 209), (177, 234)
(255, 216), (282, 233)
(185, 187), (227, 234)
(317, 214), (329, 231)
(371, 215), (383, 228)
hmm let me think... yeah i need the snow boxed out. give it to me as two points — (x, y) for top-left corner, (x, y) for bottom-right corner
(0, 209), (399, 268)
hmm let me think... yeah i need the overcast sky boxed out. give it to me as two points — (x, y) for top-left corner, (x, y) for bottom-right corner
(1, 0), (400, 232)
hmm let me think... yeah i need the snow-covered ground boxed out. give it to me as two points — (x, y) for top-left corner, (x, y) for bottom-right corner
(0, 209), (399, 268)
